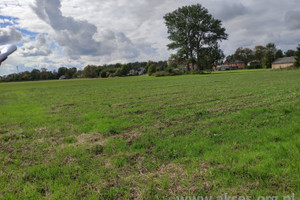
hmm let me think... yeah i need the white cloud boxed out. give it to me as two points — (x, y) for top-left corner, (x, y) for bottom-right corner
(20, 34), (51, 56)
(30, 0), (111, 58)
(0, 26), (22, 45)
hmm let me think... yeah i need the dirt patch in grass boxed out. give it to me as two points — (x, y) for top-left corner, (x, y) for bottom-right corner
(167, 98), (220, 108)
(56, 103), (76, 108)
(0, 129), (8, 135)
(167, 94), (254, 109)
(95, 153), (210, 199)
(75, 133), (106, 146)
(110, 130), (141, 145)
(112, 95), (181, 109)
(0, 130), (26, 142)
(49, 103), (76, 114)
(128, 162), (213, 199)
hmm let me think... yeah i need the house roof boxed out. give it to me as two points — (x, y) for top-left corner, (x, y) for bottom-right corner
(232, 60), (244, 63)
(272, 57), (295, 64)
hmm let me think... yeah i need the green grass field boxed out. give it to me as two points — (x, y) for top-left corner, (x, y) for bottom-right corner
(0, 69), (299, 199)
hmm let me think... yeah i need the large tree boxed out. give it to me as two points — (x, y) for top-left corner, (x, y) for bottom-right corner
(164, 4), (227, 71)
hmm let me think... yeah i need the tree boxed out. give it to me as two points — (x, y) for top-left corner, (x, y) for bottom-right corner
(200, 44), (225, 69)
(285, 50), (296, 57)
(226, 55), (234, 63)
(65, 67), (77, 79)
(144, 61), (154, 74)
(295, 44), (300, 67)
(263, 43), (277, 68)
(30, 69), (41, 80)
(275, 49), (284, 59)
(41, 68), (48, 80)
(100, 69), (108, 78)
(114, 64), (130, 76)
(254, 46), (265, 59)
(20, 71), (30, 81)
(147, 64), (157, 76)
(164, 4), (227, 71)
(233, 47), (253, 66)
(58, 67), (68, 78)
(157, 61), (168, 71)
(83, 65), (99, 78)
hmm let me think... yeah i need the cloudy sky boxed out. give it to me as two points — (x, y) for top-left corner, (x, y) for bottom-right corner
(0, 0), (300, 75)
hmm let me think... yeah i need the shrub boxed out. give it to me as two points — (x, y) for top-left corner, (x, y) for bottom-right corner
(248, 61), (262, 69)
(152, 71), (172, 77)
(152, 70), (182, 77)
(147, 64), (157, 76)
(100, 69), (108, 78)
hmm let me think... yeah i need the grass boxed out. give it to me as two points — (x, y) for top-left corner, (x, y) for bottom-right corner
(0, 69), (299, 199)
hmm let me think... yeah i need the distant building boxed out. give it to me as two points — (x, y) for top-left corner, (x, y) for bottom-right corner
(216, 60), (244, 71)
(137, 67), (145, 75)
(247, 60), (261, 69)
(216, 65), (230, 71)
(216, 65), (238, 71)
(224, 60), (245, 69)
(127, 69), (137, 76)
(126, 67), (145, 76)
(183, 63), (198, 71)
(272, 57), (295, 69)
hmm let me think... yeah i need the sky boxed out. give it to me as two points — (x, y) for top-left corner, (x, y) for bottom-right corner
(0, 0), (300, 75)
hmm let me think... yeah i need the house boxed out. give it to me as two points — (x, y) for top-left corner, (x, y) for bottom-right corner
(184, 63), (198, 71)
(247, 60), (261, 69)
(272, 57), (295, 69)
(216, 65), (230, 71)
(216, 65), (229, 71)
(224, 60), (245, 69)
(216, 65), (239, 71)
(126, 67), (145, 76)
(59, 75), (66, 80)
(127, 69), (137, 76)
(137, 67), (145, 75)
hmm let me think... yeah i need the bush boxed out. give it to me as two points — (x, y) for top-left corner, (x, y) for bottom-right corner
(188, 70), (211, 74)
(114, 65), (129, 77)
(248, 61), (262, 69)
(152, 70), (182, 77)
(100, 69), (116, 78)
(152, 71), (172, 77)
(100, 70), (108, 78)
(147, 64), (157, 76)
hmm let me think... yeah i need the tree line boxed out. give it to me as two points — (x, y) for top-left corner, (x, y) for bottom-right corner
(0, 67), (80, 82)
(1, 45), (299, 82)
(0, 61), (170, 82)
(227, 43), (300, 69)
